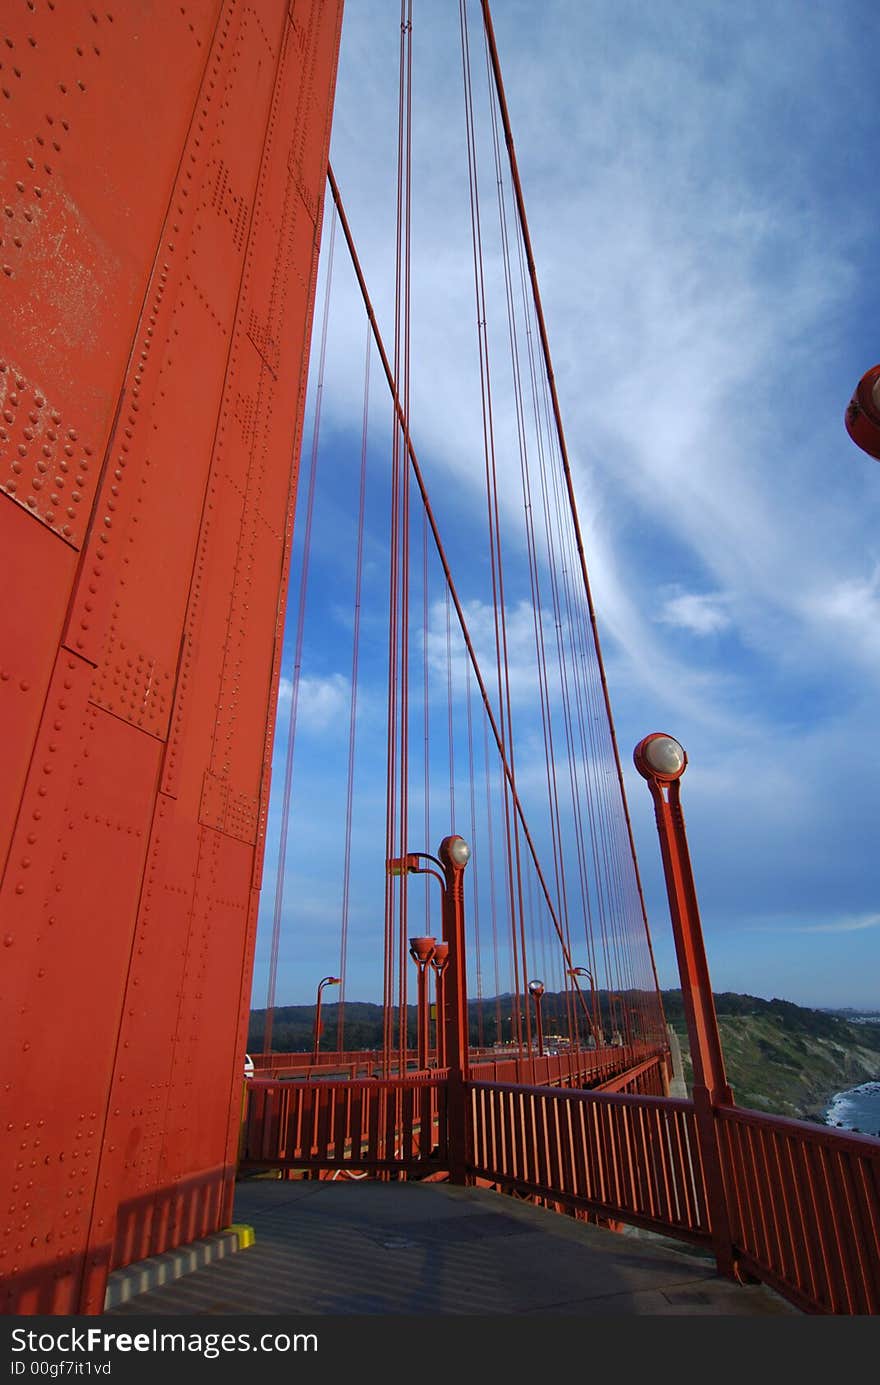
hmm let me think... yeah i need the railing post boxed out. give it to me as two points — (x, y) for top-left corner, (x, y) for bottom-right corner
(440, 835), (472, 1185)
(634, 734), (735, 1276)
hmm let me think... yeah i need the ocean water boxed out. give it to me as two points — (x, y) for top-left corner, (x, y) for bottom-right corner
(825, 1081), (880, 1138)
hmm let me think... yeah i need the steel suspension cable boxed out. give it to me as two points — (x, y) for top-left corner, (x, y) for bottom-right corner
(480, 21), (578, 1046)
(445, 585), (456, 832)
(506, 168), (596, 1039)
(336, 321), (372, 1055)
(397, 0), (415, 1075)
(383, 0), (414, 1073)
(483, 711), (503, 1046)
(262, 204), (337, 1056)
(327, 164), (589, 1003)
(479, 0), (665, 1020)
(465, 661), (485, 1046)
(459, 0), (530, 1053)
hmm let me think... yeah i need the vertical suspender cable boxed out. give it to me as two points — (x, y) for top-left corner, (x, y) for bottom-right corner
(383, 0), (414, 1073)
(328, 166), (590, 1014)
(459, 0), (531, 1053)
(445, 586), (456, 831)
(262, 206), (337, 1056)
(479, 0), (665, 1029)
(466, 662), (485, 1046)
(480, 23), (579, 1046)
(337, 321), (372, 1055)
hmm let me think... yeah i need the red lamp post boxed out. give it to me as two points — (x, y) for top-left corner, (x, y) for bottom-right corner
(567, 965), (602, 1047)
(387, 834), (472, 1182)
(312, 975), (341, 1065)
(437, 836), (471, 1074)
(634, 732), (734, 1276)
(633, 734), (732, 1105)
(430, 940), (450, 1067)
(528, 979), (545, 1056)
(409, 936), (436, 1071)
(845, 365), (880, 460)
(607, 993), (624, 1045)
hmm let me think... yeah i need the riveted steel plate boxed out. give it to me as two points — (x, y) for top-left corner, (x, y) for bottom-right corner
(0, 0), (221, 543)
(0, 361), (98, 547)
(0, 496), (78, 877)
(0, 669), (161, 1314)
(1, 0), (343, 1314)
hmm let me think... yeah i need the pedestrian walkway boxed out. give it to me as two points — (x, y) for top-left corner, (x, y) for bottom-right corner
(104, 1177), (799, 1316)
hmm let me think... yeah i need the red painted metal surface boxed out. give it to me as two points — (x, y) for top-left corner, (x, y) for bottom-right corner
(1, 0), (343, 1313)
(439, 836), (471, 1185)
(591, 1055), (668, 1097)
(633, 737), (732, 1108)
(634, 736), (736, 1276)
(469, 1043), (665, 1091)
(250, 1043), (666, 1091)
(472, 1081), (710, 1246)
(241, 1075), (448, 1175)
(845, 365), (880, 461)
(715, 1105), (880, 1315)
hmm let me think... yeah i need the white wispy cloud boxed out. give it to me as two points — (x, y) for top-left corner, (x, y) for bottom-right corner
(657, 590), (732, 637)
(804, 567), (880, 667)
(328, 2), (877, 708)
(277, 673), (351, 732)
(800, 914), (880, 936)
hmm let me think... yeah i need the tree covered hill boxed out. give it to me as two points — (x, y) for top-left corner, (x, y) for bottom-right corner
(249, 989), (880, 1127)
(248, 988), (655, 1053)
(662, 991), (880, 1125)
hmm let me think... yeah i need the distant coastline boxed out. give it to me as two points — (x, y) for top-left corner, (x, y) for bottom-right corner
(825, 1081), (880, 1138)
(821, 1014), (880, 1137)
(662, 993), (880, 1126)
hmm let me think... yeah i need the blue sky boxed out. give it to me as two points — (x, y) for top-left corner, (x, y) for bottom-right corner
(251, 1), (880, 1015)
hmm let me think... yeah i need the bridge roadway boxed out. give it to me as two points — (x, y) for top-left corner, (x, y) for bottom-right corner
(103, 1177), (799, 1317)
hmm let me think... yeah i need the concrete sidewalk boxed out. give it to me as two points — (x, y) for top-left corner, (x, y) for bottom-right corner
(104, 1177), (800, 1316)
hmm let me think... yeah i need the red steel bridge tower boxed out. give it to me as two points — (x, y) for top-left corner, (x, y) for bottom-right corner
(1, 0), (344, 1313)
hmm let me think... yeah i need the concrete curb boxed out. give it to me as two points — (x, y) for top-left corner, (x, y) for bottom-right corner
(104, 1224), (255, 1309)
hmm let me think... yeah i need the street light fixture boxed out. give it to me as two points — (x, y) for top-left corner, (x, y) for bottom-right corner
(634, 732), (687, 782)
(633, 732), (732, 1107)
(528, 979), (545, 1056)
(387, 835), (472, 1182)
(409, 935), (436, 1070)
(430, 940), (450, 1066)
(634, 731), (736, 1277)
(312, 975), (341, 1065)
(607, 992), (624, 1045)
(845, 365), (880, 460)
(567, 966), (602, 1047)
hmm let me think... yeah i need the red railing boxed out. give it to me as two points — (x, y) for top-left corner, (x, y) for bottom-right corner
(251, 1051), (385, 1078)
(240, 1065), (880, 1314)
(241, 1073), (447, 1174)
(254, 1042), (665, 1087)
(467, 1080), (711, 1244)
(469, 1043), (663, 1090)
(591, 1054), (668, 1095)
(715, 1105), (880, 1315)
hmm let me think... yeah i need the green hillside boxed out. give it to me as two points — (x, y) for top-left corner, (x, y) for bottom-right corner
(663, 992), (880, 1127)
(249, 989), (880, 1129)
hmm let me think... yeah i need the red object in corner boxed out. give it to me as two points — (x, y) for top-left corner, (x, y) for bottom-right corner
(845, 365), (880, 460)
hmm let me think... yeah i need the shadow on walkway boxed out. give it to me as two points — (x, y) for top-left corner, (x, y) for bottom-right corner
(105, 1178), (800, 1316)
